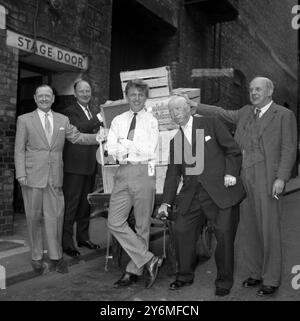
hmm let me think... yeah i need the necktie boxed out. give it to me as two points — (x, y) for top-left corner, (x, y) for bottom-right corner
(254, 108), (261, 119)
(123, 113), (137, 160)
(127, 113), (137, 141)
(44, 113), (52, 145)
(85, 106), (92, 120)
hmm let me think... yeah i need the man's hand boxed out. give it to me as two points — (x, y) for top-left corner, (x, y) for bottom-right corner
(224, 174), (237, 187)
(156, 203), (169, 221)
(272, 179), (285, 199)
(96, 127), (109, 144)
(18, 177), (27, 186)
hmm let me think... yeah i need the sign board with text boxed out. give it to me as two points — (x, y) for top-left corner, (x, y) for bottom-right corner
(6, 30), (88, 70)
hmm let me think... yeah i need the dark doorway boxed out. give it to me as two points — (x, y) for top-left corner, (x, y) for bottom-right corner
(109, 0), (176, 100)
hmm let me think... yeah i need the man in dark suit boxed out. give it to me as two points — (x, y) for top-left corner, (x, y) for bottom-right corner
(62, 79), (103, 257)
(191, 77), (297, 296)
(158, 96), (245, 296)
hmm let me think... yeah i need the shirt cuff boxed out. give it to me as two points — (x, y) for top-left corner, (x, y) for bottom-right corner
(96, 113), (104, 122)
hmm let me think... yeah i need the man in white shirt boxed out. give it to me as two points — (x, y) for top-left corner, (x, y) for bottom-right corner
(189, 77), (297, 296)
(106, 79), (163, 289)
(14, 84), (99, 274)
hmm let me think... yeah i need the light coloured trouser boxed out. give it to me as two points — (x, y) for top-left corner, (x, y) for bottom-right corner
(21, 184), (64, 261)
(107, 164), (155, 276)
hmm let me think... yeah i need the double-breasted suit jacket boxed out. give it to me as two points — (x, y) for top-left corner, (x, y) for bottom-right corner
(163, 116), (246, 215)
(162, 115), (245, 288)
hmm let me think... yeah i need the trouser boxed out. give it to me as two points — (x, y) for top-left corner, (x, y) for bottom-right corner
(107, 164), (155, 276)
(240, 166), (282, 287)
(175, 183), (239, 290)
(62, 173), (94, 249)
(21, 184), (64, 260)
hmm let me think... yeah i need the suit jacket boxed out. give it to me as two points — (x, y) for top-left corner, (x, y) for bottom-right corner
(163, 116), (246, 215)
(61, 103), (102, 175)
(196, 102), (298, 194)
(14, 109), (97, 188)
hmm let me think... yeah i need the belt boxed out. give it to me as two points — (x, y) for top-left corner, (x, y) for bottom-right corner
(118, 161), (148, 165)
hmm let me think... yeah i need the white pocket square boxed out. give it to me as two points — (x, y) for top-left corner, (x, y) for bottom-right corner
(205, 135), (211, 142)
(59, 127), (65, 130)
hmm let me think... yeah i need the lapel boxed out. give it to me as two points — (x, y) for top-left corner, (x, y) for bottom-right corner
(32, 109), (49, 146)
(76, 102), (92, 120)
(49, 112), (60, 147)
(258, 103), (277, 138)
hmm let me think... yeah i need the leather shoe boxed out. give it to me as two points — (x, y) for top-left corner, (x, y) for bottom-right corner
(63, 248), (81, 257)
(145, 256), (163, 289)
(169, 279), (193, 290)
(31, 259), (47, 273)
(215, 287), (230, 297)
(242, 277), (262, 288)
(257, 285), (278, 297)
(113, 272), (138, 288)
(50, 258), (68, 274)
(77, 240), (101, 250)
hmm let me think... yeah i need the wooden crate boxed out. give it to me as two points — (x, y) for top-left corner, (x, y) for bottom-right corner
(172, 88), (201, 104)
(145, 88), (201, 131)
(102, 165), (119, 194)
(120, 66), (172, 99)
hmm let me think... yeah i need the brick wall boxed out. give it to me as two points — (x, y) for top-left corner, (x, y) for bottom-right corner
(0, 29), (18, 235)
(173, 0), (298, 115)
(0, 0), (112, 235)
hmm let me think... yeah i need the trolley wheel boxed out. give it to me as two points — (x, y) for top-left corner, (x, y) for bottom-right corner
(196, 223), (215, 259)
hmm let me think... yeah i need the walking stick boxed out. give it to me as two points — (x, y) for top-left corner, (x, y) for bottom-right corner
(104, 230), (113, 271)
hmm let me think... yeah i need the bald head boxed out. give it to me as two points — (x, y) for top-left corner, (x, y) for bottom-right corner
(74, 79), (92, 107)
(249, 77), (273, 108)
(168, 96), (191, 126)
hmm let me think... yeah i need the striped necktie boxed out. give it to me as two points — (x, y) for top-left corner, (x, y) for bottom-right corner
(254, 108), (261, 119)
(44, 113), (52, 145)
(85, 106), (92, 120)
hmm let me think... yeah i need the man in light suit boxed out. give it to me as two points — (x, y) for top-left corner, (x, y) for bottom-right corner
(158, 96), (245, 296)
(61, 80), (103, 257)
(189, 77), (297, 296)
(14, 84), (99, 274)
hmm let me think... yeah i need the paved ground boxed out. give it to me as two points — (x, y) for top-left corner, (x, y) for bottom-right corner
(1, 174), (300, 301)
(1, 191), (300, 301)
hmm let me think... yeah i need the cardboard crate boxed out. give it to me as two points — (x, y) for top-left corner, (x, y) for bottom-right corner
(172, 88), (201, 104)
(145, 88), (201, 131)
(100, 99), (129, 128)
(102, 165), (119, 194)
(120, 66), (172, 99)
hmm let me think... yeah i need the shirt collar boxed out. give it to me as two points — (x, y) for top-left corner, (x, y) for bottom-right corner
(254, 100), (273, 114)
(129, 108), (146, 117)
(181, 116), (193, 131)
(37, 108), (52, 117)
(77, 102), (89, 110)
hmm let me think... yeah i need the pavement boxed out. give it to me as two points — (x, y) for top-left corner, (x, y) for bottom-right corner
(0, 206), (165, 289)
(0, 170), (300, 292)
